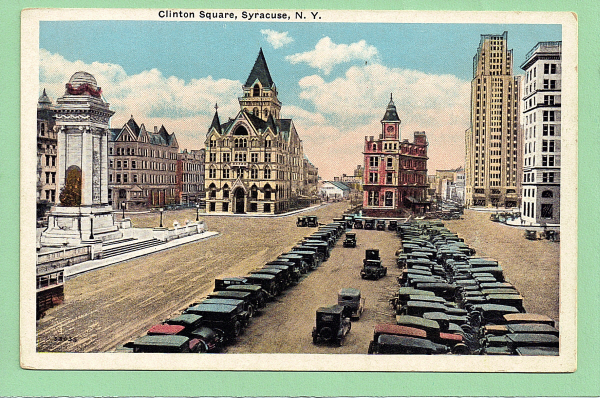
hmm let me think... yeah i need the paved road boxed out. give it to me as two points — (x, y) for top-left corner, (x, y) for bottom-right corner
(37, 204), (560, 353)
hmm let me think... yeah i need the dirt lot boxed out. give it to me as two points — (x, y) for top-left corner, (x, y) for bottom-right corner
(37, 204), (560, 353)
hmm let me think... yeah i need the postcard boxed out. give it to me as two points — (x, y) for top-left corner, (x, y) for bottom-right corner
(21, 8), (577, 371)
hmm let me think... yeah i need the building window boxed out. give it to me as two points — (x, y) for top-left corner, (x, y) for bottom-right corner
(251, 153), (258, 163)
(542, 190), (554, 198)
(265, 153), (271, 162)
(264, 168), (271, 179)
(209, 153), (216, 162)
(543, 95), (555, 106)
(132, 174), (138, 183)
(222, 168), (230, 179)
(208, 168), (216, 179)
(132, 160), (136, 169)
(386, 172), (393, 185)
(367, 191), (379, 206)
(541, 204), (553, 218)
(369, 156), (379, 168)
(384, 191), (393, 207)
(209, 137), (217, 148)
(116, 174), (121, 183)
(368, 172), (378, 184)
(387, 157), (393, 168)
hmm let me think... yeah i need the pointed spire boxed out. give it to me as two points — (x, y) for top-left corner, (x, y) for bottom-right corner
(209, 103), (222, 135)
(245, 48), (274, 88)
(382, 93), (400, 123)
(38, 88), (52, 106)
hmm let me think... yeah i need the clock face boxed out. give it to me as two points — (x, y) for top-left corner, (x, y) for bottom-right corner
(387, 126), (394, 133)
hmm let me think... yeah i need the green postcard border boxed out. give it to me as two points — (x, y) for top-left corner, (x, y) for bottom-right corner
(2, 0), (599, 396)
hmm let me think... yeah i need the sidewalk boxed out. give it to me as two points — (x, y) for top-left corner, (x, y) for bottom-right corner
(201, 203), (326, 218)
(64, 230), (219, 278)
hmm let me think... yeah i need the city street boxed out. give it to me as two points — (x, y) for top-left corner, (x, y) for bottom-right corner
(36, 203), (560, 353)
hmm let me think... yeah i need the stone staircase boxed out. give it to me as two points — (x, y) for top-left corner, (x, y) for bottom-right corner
(101, 238), (163, 259)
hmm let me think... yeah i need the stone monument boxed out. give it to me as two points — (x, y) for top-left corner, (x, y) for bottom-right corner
(40, 71), (121, 246)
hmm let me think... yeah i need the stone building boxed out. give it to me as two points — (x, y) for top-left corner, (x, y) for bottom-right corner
(465, 31), (522, 208)
(362, 95), (429, 217)
(520, 41), (562, 225)
(37, 89), (58, 214)
(204, 49), (316, 214)
(177, 148), (205, 205)
(108, 116), (179, 210)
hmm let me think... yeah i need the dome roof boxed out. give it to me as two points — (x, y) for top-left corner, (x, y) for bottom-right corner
(68, 71), (98, 90)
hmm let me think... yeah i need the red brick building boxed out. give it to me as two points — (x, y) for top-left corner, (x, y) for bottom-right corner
(362, 95), (430, 217)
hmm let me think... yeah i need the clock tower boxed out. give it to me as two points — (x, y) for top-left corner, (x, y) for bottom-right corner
(381, 93), (401, 140)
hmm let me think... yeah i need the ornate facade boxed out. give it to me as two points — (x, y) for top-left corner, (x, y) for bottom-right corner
(108, 117), (179, 210)
(362, 96), (429, 217)
(204, 49), (316, 214)
(177, 148), (206, 205)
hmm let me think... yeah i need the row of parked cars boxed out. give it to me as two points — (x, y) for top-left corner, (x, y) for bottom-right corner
(367, 220), (559, 355)
(118, 214), (355, 353)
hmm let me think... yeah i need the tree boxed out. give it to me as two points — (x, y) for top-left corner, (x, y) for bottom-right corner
(59, 166), (82, 206)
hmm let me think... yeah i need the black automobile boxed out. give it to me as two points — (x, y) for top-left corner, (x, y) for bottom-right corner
(301, 240), (330, 261)
(207, 290), (258, 318)
(265, 261), (301, 284)
(184, 303), (249, 341)
(307, 215), (319, 227)
(296, 216), (308, 227)
(376, 220), (386, 231)
(278, 252), (309, 274)
(225, 284), (268, 309)
(290, 250), (320, 270)
(214, 277), (250, 292)
(388, 220), (398, 231)
(244, 273), (280, 297)
(250, 268), (289, 292)
(361, 259), (388, 280)
(353, 219), (364, 229)
(292, 245), (323, 266)
(343, 233), (357, 248)
(312, 305), (351, 346)
(364, 219), (375, 230)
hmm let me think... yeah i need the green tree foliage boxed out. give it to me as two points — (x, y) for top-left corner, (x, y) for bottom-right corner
(59, 166), (82, 206)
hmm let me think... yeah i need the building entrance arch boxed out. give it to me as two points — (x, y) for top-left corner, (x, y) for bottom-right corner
(233, 187), (245, 214)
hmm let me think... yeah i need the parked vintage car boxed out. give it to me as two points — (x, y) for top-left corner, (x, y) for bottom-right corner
(151, 315), (223, 353)
(244, 273), (281, 297)
(296, 216), (308, 227)
(312, 305), (351, 346)
(225, 284), (268, 309)
(307, 215), (319, 227)
(361, 259), (387, 280)
(353, 219), (364, 229)
(343, 233), (357, 248)
(370, 334), (449, 355)
(388, 220), (398, 231)
(130, 334), (197, 353)
(364, 219), (375, 230)
(185, 303), (248, 341)
(376, 220), (386, 231)
(207, 290), (257, 318)
(338, 288), (365, 319)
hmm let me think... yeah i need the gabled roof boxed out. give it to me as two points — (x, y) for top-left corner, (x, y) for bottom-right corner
(208, 107), (222, 135)
(245, 48), (274, 88)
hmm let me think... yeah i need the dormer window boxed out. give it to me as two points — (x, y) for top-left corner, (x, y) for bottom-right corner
(253, 84), (260, 97)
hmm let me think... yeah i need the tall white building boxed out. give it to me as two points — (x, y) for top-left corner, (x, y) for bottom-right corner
(520, 41), (561, 225)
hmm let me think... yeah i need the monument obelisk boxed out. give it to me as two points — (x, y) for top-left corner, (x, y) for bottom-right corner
(40, 71), (121, 246)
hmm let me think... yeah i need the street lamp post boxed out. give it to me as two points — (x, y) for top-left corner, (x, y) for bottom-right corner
(196, 203), (200, 221)
(159, 208), (164, 228)
(121, 202), (126, 219)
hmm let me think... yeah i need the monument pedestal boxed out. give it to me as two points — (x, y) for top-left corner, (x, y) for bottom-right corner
(40, 205), (122, 247)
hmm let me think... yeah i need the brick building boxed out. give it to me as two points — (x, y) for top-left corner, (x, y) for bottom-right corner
(362, 95), (429, 217)
(108, 116), (179, 210)
(37, 89), (58, 215)
(177, 148), (205, 205)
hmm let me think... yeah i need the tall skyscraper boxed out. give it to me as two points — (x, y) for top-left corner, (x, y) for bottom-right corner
(520, 41), (562, 225)
(465, 31), (522, 208)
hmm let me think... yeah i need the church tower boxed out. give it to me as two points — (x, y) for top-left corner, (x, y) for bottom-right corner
(239, 48), (282, 121)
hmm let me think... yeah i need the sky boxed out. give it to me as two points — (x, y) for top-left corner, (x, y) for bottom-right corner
(39, 20), (561, 180)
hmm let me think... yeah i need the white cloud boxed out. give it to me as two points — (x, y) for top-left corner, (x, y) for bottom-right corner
(39, 49), (241, 150)
(260, 29), (293, 49)
(293, 63), (471, 178)
(286, 37), (379, 75)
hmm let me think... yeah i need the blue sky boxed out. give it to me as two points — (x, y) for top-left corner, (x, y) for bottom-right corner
(39, 20), (561, 179)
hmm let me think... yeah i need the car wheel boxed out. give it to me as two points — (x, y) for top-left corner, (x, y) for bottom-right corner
(198, 342), (208, 353)
(233, 320), (242, 337)
(247, 304), (255, 318)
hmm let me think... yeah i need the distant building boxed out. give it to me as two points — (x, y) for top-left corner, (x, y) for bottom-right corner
(204, 49), (316, 214)
(302, 156), (319, 197)
(320, 181), (351, 200)
(362, 95), (429, 217)
(520, 41), (562, 225)
(177, 149), (205, 205)
(108, 117), (179, 210)
(465, 32), (522, 208)
(431, 167), (465, 203)
(37, 89), (58, 213)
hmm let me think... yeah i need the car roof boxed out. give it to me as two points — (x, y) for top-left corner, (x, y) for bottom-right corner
(186, 303), (238, 314)
(165, 313), (203, 326)
(316, 304), (345, 314)
(147, 324), (186, 335)
(339, 288), (361, 297)
(133, 334), (189, 347)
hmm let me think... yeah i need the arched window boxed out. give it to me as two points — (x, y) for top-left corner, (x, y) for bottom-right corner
(541, 190), (553, 198)
(253, 84), (260, 97)
(222, 184), (230, 199)
(264, 183), (272, 200)
(265, 138), (272, 148)
(209, 137), (216, 148)
(208, 183), (217, 198)
(264, 167), (271, 179)
(372, 143), (377, 151)
(253, 107), (259, 116)
(250, 167), (258, 179)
